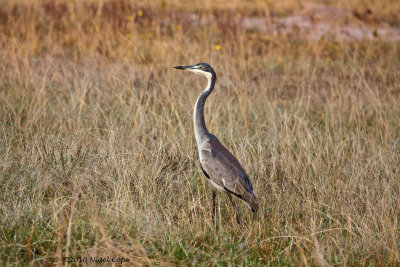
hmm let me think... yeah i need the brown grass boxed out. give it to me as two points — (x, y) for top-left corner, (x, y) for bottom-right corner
(0, 0), (399, 266)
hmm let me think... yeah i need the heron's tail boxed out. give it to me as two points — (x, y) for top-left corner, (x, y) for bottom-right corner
(243, 190), (258, 212)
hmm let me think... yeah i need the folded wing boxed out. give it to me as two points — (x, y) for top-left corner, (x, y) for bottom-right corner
(199, 136), (258, 212)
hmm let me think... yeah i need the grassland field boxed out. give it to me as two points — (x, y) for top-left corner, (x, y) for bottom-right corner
(0, 0), (399, 266)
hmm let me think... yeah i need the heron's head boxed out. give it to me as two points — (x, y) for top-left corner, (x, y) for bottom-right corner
(173, 63), (216, 79)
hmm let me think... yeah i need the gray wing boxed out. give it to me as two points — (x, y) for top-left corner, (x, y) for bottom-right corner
(199, 137), (256, 201)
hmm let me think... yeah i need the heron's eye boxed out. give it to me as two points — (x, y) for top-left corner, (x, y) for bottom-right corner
(199, 66), (203, 69)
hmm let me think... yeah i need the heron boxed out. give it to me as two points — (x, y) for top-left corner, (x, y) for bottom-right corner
(173, 63), (258, 224)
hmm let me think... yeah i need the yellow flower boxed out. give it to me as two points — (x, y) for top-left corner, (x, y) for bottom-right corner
(138, 10), (143, 17)
(126, 16), (133, 21)
(215, 45), (221, 51)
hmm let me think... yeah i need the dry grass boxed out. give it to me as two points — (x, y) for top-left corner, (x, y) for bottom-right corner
(0, 0), (399, 266)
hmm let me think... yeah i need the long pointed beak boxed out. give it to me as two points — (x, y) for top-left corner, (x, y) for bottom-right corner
(173, 65), (193, 70)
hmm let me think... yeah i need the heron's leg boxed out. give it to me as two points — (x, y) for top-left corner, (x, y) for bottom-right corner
(212, 190), (216, 223)
(227, 193), (242, 225)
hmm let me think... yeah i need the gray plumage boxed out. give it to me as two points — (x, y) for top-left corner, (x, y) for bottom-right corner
(174, 63), (259, 223)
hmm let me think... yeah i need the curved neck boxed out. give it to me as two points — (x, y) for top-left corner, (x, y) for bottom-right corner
(194, 73), (216, 144)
